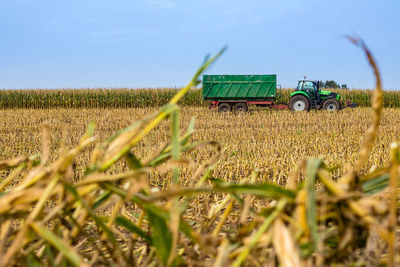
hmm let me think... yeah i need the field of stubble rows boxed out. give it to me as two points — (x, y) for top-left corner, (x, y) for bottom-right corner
(2, 107), (399, 184)
(1, 99), (400, 266)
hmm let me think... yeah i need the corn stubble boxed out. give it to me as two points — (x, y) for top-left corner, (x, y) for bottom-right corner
(0, 41), (399, 267)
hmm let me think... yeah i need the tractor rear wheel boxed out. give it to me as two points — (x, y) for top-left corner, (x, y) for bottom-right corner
(289, 95), (309, 111)
(323, 99), (340, 111)
(233, 103), (248, 112)
(218, 103), (232, 112)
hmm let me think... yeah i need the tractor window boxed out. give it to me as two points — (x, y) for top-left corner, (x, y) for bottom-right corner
(303, 81), (315, 91)
(297, 81), (304, 91)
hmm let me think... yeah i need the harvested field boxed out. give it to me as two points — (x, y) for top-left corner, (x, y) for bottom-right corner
(2, 107), (400, 184)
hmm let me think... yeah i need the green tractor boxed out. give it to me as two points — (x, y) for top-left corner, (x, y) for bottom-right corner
(289, 80), (342, 111)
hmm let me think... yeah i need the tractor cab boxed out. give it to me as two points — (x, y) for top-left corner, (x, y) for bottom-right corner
(296, 80), (320, 94)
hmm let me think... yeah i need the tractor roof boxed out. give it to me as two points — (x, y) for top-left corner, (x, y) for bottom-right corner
(298, 80), (318, 82)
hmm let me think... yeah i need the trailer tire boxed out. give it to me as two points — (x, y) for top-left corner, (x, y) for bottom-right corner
(218, 103), (232, 112)
(233, 103), (248, 112)
(323, 99), (340, 111)
(289, 95), (309, 111)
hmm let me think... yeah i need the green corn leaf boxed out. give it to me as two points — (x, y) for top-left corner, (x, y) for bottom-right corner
(27, 253), (42, 267)
(361, 174), (390, 195)
(147, 153), (172, 167)
(125, 152), (142, 169)
(100, 104), (179, 172)
(171, 109), (180, 184)
(146, 121), (198, 168)
(102, 183), (170, 219)
(147, 210), (173, 265)
(232, 199), (287, 267)
(102, 183), (195, 241)
(92, 190), (113, 210)
(45, 242), (56, 267)
(214, 183), (296, 199)
(86, 121), (96, 137)
(171, 110), (180, 161)
(104, 120), (143, 143)
(115, 215), (152, 245)
(305, 158), (324, 252)
(180, 117), (196, 146)
(146, 140), (202, 168)
(63, 183), (124, 260)
(144, 184), (295, 203)
(30, 222), (82, 267)
(360, 166), (390, 182)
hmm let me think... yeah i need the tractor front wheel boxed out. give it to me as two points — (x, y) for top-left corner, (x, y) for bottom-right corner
(322, 99), (340, 111)
(289, 95), (309, 111)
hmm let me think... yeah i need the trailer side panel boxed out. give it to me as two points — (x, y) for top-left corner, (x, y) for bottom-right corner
(202, 75), (276, 100)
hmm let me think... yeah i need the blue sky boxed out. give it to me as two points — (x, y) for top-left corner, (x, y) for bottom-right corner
(0, 0), (399, 89)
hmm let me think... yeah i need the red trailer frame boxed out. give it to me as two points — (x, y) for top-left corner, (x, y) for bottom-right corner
(210, 100), (288, 110)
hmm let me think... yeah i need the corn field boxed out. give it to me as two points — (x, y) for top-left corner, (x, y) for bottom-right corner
(0, 89), (203, 109)
(1, 41), (400, 266)
(1, 87), (400, 109)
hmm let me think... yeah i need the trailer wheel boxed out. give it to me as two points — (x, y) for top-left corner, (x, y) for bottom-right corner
(233, 103), (248, 112)
(323, 99), (339, 111)
(218, 103), (232, 112)
(289, 95), (309, 111)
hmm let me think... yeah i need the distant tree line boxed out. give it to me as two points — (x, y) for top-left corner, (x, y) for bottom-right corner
(320, 80), (348, 89)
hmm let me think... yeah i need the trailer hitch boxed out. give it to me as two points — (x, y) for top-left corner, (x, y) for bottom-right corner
(345, 100), (357, 108)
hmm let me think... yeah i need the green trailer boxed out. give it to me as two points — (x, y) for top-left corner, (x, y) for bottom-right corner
(202, 74), (277, 100)
(202, 74), (286, 112)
